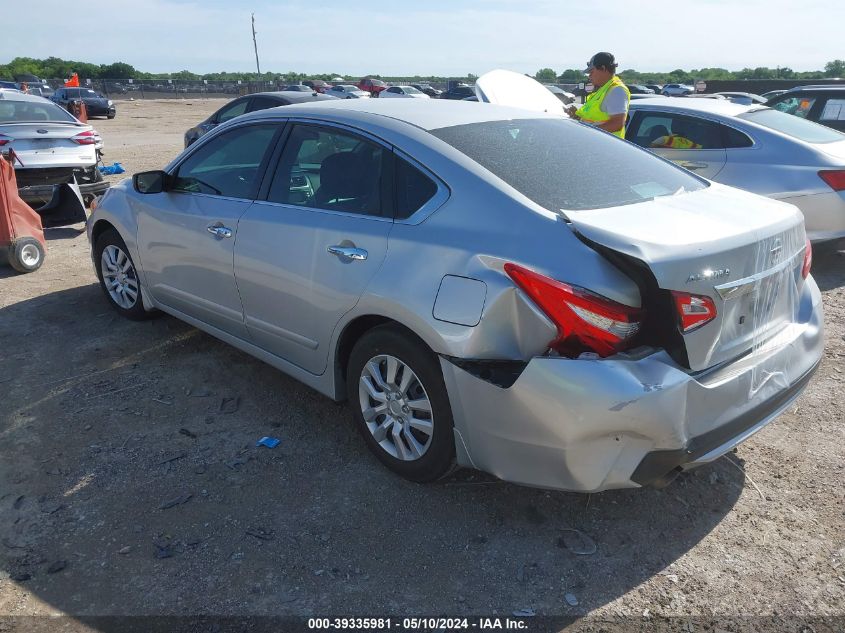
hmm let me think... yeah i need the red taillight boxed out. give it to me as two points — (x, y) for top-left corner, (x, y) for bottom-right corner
(0, 134), (10, 146)
(504, 263), (643, 358)
(818, 170), (845, 192)
(802, 238), (812, 279)
(71, 130), (97, 145)
(671, 291), (717, 333)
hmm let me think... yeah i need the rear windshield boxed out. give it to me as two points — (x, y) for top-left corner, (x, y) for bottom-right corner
(430, 118), (707, 211)
(739, 108), (843, 144)
(0, 100), (77, 123)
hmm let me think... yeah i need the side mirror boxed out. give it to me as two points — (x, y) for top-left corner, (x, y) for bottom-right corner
(133, 170), (168, 194)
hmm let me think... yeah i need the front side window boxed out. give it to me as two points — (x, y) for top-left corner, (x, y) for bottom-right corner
(771, 96), (816, 118)
(268, 124), (386, 217)
(172, 124), (278, 198)
(431, 118), (706, 212)
(216, 99), (249, 123)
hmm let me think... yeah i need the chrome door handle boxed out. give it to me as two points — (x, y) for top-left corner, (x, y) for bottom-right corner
(327, 245), (368, 261)
(207, 223), (233, 238)
(678, 161), (708, 170)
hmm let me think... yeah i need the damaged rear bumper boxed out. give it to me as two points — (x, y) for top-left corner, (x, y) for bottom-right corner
(440, 277), (824, 492)
(19, 180), (110, 207)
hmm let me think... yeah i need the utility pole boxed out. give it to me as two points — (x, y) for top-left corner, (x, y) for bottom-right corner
(251, 13), (261, 76)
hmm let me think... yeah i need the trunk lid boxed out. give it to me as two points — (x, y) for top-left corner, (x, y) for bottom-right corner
(565, 183), (807, 371)
(0, 122), (96, 168)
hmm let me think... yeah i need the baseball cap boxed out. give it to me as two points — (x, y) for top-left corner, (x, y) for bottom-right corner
(584, 52), (617, 74)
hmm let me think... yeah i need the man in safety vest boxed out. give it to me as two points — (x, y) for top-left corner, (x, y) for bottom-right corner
(566, 52), (630, 139)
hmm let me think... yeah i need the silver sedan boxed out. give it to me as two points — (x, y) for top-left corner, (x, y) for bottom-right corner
(87, 99), (823, 492)
(628, 98), (845, 245)
(325, 85), (370, 99)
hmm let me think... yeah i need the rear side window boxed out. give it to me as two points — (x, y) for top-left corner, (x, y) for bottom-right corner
(723, 126), (753, 148)
(431, 118), (706, 211)
(248, 96), (284, 111)
(395, 157), (438, 219)
(820, 98), (845, 121)
(173, 124), (278, 198)
(629, 112), (727, 149)
(738, 108), (843, 143)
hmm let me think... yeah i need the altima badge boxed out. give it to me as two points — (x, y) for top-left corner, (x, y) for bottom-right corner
(687, 268), (730, 283)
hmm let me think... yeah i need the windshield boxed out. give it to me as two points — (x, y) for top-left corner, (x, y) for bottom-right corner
(0, 99), (77, 123)
(739, 108), (844, 144)
(431, 118), (707, 211)
(340, 85), (359, 91)
(402, 86), (421, 94)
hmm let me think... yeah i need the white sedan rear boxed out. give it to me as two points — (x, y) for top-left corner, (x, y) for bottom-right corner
(0, 91), (108, 206)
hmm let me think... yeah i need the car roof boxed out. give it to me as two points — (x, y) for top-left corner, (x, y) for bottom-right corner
(244, 98), (558, 131)
(629, 96), (754, 116)
(253, 91), (336, 102)
(0, 91), (55, 103)
(782, 84), (845, 93)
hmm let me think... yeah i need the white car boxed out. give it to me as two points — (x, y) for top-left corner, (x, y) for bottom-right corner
(0, 91), (108, 213)
(379, 86), (430, 99)
(325, 85), (370, 99)
(662, 83), (694, 96)
(715, 92), (768, 105)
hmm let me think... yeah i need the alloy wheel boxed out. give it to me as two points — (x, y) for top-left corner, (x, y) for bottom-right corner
(101, 244), (139, 309)
(358, 354), (434, 461)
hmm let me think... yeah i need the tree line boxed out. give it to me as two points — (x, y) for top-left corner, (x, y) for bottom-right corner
(536, 61), (845, 85)
(2, 56), (844, 84)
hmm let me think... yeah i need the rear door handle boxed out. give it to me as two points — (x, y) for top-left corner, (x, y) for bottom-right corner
(207, 223), (233, 239)
(327, 245), (368, 261)
(678, 161), (708, 170)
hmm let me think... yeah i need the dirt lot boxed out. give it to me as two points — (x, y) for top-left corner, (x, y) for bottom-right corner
(0, 100), (843, 631)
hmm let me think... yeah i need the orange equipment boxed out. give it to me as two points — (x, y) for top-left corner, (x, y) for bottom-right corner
(0, 150), (46, 273)
(65, 73), (80, 87)
(68, 99), (88, 123)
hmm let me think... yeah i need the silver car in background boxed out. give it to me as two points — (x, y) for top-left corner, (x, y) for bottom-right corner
(628, 98), (845, 245)
(325, 85), (371, 99)
(87, 100), (823, 492)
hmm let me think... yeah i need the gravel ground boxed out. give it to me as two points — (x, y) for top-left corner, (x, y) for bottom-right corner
(0, 100), (843, 632)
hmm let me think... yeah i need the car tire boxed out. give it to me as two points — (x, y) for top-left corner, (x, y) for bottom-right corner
(94, 228), (154, 321)
(8, 237), (45, 273)
(347, 325), (456, 482)
(107, 114), (115, 119)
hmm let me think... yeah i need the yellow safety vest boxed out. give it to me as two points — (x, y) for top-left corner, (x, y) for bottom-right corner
(575, 76), (630, 139)
(651, 135), (702, 149)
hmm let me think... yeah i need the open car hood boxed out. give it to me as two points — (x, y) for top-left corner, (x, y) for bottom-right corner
(474, 69), (569, 116)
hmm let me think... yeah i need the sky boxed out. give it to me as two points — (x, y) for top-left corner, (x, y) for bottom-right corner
(5, 0), (843, 76)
